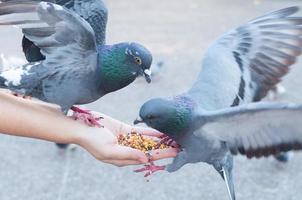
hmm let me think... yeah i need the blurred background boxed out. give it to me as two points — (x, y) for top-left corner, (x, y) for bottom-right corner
(1, 0), (302, 199)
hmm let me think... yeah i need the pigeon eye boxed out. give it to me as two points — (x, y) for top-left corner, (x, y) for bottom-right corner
(134, 57), (142, 65)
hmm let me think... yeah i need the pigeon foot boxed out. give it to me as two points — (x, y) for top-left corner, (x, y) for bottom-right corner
(156, 135), (179, 148)
(71, 106), (103, 127)
(134, 152), (165, 177)
(134, 162), (165, 177)
(12, 91), (31, 99)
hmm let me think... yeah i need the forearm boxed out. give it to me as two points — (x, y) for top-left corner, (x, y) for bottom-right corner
(0, 92), (178, 166)
(0, 92), (85, 144)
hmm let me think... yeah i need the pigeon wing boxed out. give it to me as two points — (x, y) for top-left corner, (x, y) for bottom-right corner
(194, 102), (302, 159)
(65, 0), (108, 45)
(189, 7), (302, 109)
(2, 0), (107, 61)
(0, 1), (98, 107)
(0, 1), (97, 68)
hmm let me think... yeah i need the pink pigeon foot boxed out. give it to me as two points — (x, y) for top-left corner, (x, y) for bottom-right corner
(12, 92), (31, 99)
(134, 162), (166, 177)
(134, 152), (166, 177)
(70, 106), (103, 127)
(156, 135), (180, 148)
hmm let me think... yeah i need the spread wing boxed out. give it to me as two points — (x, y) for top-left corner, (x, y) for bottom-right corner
(188, 7), (302, 109)
(0, 1), (98, 106)
(194, 102), (302, 159)
(64, 0), (108, 45)
(0, 1), (98, 73)
(2, 0), (108, 45)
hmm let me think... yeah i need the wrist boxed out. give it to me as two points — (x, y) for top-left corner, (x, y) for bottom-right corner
(70, 126), (87, 146)
(71, 126), (101, 149)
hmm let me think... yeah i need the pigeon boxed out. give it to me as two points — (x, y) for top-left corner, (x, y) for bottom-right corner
(0, 54), (26, 71)
(2, 0), (108, 62)
(0, 2), (152, 130)
(137, 60), (164, 83)
(134, 7), (302, 200)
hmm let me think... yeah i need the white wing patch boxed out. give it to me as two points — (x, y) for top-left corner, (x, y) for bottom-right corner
(0, 54), (26, 71)
(1, 63), (34, 86)
(1, 68), (27, 86)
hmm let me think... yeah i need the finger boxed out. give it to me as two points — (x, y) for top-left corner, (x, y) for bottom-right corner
(149, 148), (179, 161)
(102, 159), (143, 167)
(106, 145), (148, 163)
(132, 126), (164, 137)
(167, 141), (180, 148)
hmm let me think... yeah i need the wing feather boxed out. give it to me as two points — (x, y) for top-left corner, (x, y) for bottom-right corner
(0, 1), (97, 71)
(189, 7), (302, 108)
(0, 1), (98, 108)
(194, 102), (302, 159)
(222, 7), (302, 101)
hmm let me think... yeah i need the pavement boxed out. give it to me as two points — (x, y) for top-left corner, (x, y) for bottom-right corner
(1, 0), (302, 200)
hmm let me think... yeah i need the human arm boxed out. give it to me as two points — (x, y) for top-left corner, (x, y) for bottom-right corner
(0, 91), (178, 166)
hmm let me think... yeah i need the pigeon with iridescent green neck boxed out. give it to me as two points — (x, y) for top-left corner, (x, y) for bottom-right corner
(135, 7), (302, 200)
(0, 1), (153, 127)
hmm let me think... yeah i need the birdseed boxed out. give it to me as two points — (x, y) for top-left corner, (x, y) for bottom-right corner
(117, 131), (168, 152)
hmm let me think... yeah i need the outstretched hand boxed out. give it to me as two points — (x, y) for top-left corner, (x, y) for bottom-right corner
(75, 112), (179, 167)
(0, 90), (178, 167)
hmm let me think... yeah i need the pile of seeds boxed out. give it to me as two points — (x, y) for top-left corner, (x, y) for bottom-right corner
(117, 131), (168, 152)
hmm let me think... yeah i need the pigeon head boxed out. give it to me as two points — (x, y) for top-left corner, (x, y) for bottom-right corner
(98, 42), (152, 93)
(124, 42), (153, 83)
(134, 97), (194, 140)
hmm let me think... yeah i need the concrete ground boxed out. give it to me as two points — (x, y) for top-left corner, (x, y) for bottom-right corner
(1, 0), (302, 199)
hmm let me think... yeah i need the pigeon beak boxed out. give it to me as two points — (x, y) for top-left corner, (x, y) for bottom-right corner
(133, 117), (144, 125)
(143, 69), (152, 83)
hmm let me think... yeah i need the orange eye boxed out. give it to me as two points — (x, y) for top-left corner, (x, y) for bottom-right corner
(134, 57), (142, 65)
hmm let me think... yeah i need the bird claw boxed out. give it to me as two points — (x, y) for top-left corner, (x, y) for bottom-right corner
(71, 106), (103, 128)
(134, 163), (166, 177)
(156, 135), (180, 148)
(11, 92), (31, 99)
(134, 151), (165, 177)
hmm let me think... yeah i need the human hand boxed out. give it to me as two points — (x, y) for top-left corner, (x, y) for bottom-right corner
(0, 91), (177, 167)
(75, 112), (179, 167)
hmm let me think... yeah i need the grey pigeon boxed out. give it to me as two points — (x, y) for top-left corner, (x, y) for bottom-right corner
(2, 0), (108, 62)
(0, 2), (152, 128)
(134, 7), (302, 200)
